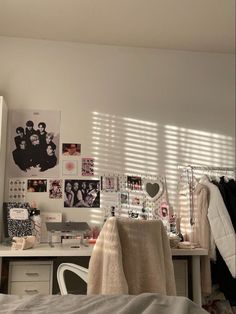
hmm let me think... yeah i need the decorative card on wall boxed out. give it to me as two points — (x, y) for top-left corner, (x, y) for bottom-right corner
(8, 109), (60, 177)
(62, 160), (78, 175)
(64, 179), (100, 208)
(8, 178), (27, 201)
(82, 158), (94, 176)
(101, 175), (118, 191)
(49, 179), (63, 199)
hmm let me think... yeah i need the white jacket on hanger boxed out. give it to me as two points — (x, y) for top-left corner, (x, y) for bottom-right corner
(200, 176), (236, 278)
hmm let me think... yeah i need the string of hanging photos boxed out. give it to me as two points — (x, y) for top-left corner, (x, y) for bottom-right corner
(178, 165), (236, 226)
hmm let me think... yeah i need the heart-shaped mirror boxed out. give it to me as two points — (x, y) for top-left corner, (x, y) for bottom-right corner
(143, 179), (164, 201)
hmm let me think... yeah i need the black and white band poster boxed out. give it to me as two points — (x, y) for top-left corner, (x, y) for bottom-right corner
(8, 110), (61, 177)
(64, 179), (100, 208)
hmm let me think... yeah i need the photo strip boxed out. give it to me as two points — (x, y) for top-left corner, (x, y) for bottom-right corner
(82, 158), (94, 176)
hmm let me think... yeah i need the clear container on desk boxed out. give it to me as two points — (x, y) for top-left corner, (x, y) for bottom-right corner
(46, 222), (90, 247)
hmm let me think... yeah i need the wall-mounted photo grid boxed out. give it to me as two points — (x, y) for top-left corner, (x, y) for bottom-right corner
(100, 174), (169, 221)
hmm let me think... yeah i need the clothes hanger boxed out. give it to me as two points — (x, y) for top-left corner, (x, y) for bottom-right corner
(202, 166), (211, 182)
(210, 168), (220, 183)
(223, 169), (231, 182)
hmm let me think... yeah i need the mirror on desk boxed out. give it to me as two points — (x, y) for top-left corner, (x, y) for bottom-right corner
(143, 179), (164, 201)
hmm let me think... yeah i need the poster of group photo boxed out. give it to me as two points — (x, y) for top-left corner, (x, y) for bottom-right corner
(8, 110), (61, 177)
(64, 179), (100, 208)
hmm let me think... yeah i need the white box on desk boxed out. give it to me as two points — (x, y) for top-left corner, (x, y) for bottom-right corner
(61, 238), (81, 246)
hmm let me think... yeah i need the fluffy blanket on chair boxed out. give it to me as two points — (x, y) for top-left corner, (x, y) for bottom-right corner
(87, 217), (176, 295)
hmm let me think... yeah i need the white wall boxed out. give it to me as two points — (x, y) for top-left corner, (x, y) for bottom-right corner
(0, 36), (234, 226)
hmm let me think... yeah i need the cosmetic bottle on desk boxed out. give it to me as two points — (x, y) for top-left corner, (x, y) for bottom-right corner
(30, 204), (41, 244)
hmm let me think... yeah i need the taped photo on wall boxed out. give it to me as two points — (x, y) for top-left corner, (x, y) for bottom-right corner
(64, 179), (100, 208)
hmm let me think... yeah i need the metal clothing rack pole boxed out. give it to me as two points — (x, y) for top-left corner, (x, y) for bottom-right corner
(178, 165), (236, 171)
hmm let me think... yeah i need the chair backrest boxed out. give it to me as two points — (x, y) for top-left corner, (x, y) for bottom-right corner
(87, 217), (176, 295)
(57, 263), (88, 295)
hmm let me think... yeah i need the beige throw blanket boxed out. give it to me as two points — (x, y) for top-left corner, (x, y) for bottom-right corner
(87, 217), (176, 295)
(0, 293), (208, 314)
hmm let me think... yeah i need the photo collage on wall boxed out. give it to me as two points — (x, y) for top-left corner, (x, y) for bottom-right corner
(7, 109), (63, 202)
(7, 109), (100, 208)
(101, 174), (168, 220)
(7, 110), (167, 215)
(61, 142), (98, 207)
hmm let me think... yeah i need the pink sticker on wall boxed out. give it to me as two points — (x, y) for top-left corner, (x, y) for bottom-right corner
(82, 158), (94, 176)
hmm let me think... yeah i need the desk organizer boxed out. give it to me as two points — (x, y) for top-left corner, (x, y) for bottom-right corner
(46, 222), (90, 247)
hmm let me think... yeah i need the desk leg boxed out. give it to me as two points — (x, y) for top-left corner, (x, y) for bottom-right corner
(192, 256), (202, 306)
(0, 257), (2, 291)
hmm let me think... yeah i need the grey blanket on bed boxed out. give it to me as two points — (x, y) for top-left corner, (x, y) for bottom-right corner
(0, 293), (207, 314)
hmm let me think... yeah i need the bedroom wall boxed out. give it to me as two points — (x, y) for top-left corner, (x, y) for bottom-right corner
(0, 36), (234, 227)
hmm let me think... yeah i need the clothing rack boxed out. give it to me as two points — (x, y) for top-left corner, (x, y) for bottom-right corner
(178, 165), (236, 172)
(178, 165), (236, 226)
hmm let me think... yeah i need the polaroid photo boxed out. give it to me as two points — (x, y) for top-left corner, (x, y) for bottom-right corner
(102, 175), (118, 192)
(49, 179), (63, 199)
(62, 143), (81, 156)
(120, 192), (129, 205)
(131, 196), (141, 206)
(127, 176), (142, 190)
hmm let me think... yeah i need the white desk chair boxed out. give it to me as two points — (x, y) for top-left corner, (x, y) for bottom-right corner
(57, 263), (88, 295)
(57, 217), (176, 296)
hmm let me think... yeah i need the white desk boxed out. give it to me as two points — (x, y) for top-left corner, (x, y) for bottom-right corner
(0, 244), (207, 305)
(0, 243), (93, 257)
(172, 248), (207, 306)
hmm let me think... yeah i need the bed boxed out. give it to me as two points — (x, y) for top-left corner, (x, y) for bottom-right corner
(0, 293), (208, 314)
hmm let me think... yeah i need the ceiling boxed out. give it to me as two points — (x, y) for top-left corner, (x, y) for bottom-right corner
(0, 0), (235, 53)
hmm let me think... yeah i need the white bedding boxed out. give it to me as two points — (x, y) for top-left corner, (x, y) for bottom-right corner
(0, 293), (208, 314)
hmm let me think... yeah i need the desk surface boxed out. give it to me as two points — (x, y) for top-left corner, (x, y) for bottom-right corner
(0, 243), (207, 257)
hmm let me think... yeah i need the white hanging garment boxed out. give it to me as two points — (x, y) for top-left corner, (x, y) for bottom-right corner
(200, 176), (236, 278)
